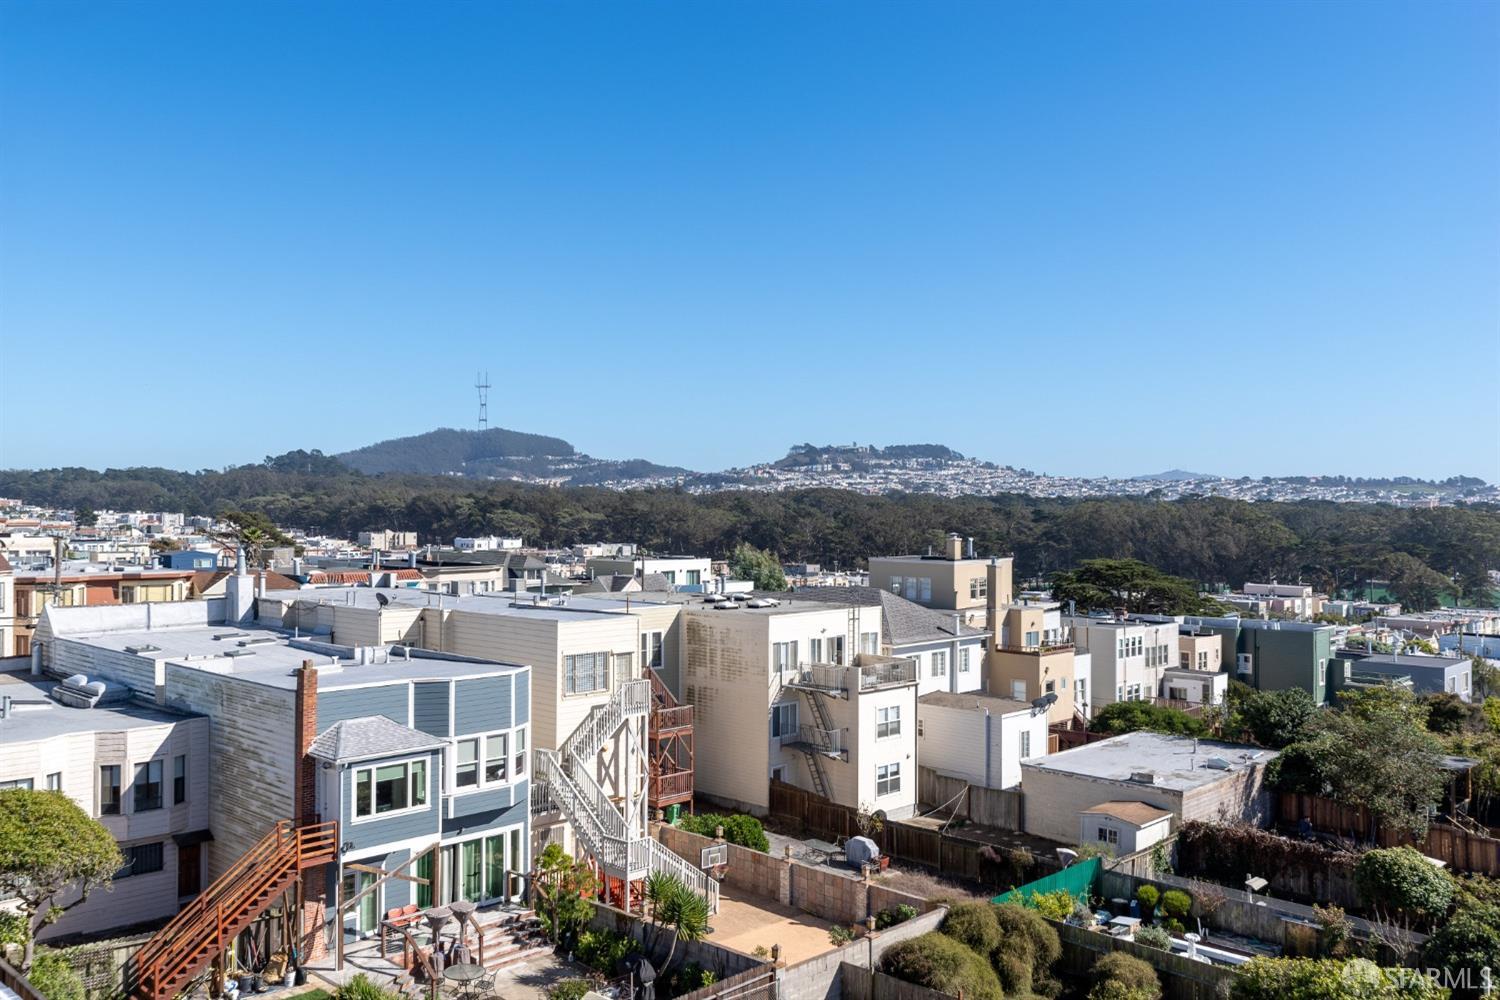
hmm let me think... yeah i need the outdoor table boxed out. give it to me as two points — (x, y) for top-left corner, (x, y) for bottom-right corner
(442, 961), (487, 1000)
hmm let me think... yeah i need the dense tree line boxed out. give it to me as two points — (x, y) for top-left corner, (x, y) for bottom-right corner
(2, 457), (1497, 605)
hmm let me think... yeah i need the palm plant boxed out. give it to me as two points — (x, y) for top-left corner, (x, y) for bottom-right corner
(653, 876), (710, 974)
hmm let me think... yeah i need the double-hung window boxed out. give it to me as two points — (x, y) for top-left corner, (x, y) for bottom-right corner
(960, 648), (972, 672)
(100, 765), (121, 815)
(354, 758), (428, 818)
(808, 638), (823, 663)
(513, 728), (527, 777)
(565, 652), (610, 694)
(1020, 731), (1032, 758)
(860, 632), (880, 655)
(485, 734), (509, 783)
(969, 578), (987, 600)
(931, 651), (947, 677)
(456, 740), (480, 788)
(772, 641), (798, 674)
(640, 631), (664, 670)
(876, 706), (900, 739)
(876, 762), (902, 797)
(134, 760), (163, 812)
(1097, 827), (1119, 846)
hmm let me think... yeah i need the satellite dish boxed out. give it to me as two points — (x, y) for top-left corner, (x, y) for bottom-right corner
(375, 593), (390, 607)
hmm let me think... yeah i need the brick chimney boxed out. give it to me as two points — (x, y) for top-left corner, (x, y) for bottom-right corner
(294, 660), (319, 824)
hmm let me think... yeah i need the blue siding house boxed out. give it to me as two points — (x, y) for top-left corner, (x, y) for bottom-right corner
(310, 664), (532, 939)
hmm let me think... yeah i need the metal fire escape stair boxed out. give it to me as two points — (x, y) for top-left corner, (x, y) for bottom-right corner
(533, 679), (718, 912)
(126, 820), (338, 1000)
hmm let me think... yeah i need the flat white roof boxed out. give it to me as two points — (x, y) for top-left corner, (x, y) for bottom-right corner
(1022, 732), (1277, 792)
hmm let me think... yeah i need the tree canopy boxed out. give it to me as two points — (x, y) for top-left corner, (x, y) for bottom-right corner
(727, 543), (788, 591)
(1049, 559), (1232, 615)
(0, 789), (122, 969)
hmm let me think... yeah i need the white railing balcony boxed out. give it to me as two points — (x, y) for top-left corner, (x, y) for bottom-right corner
(856, 658), (918, 690)
(780, 725), (845, 757)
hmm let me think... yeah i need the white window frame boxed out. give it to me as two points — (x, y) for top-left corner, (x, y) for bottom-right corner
(931, 651), (947, 678)
(449, 725), (528, 795)
(772, 641), (799, 673)
(960, 647), (972, 672)
(352, 755), (430, 822)
(876, 762), (902, 798)
(876, 705), (901, 740)
(1020, 730), (1032, 758)
(640, 631), (664, 670)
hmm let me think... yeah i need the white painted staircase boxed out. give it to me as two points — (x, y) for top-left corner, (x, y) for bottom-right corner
(534, 678), (719, 912)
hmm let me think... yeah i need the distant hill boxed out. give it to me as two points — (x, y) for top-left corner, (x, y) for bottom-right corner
(1133, 469), (1213, 481)
(775, 442), (967, 469)
(334, 426), (689, 484)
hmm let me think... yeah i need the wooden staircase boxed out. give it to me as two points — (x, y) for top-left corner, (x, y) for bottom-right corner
(127, 820), (338, 1000)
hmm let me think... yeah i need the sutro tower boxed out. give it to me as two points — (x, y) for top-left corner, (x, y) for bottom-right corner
(475, 371), (491, 430)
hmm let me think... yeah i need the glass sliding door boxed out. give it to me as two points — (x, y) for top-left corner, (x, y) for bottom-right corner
(342, 870), (377, 936)
(461, 840), (483, 902)
(415, 851), (433, 909)
(485, 836), (506, 900)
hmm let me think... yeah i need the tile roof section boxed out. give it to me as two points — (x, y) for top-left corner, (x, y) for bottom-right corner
(309, 715), (447, 763)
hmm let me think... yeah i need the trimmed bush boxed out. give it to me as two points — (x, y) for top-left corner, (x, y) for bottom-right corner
(990, 904), (1061, 997)
(1135, 884), (1160, 915)
(677, 812), (770, 853)
(1159, 889), (1191, 921)
(1354, 847), (1454, 917)
(26, 951), (86, 1000)
(1090, 952), (1161, 1000)
(1133, 925), (1172, 951)
(882, 932), (1004, 1000)
(941, 901), (1001, 956)
(545, 981), (593, 1000)
(1232, 957), (1446, 999)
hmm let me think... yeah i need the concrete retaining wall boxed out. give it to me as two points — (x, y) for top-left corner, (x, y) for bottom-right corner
(775, 907), (947, 1000)
(1054, 920), (1239, 1000)
(840, 962), (954, 1000)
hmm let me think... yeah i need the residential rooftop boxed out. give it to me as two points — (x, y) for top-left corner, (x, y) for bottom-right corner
(52, 621), (523, 691)
(918, 690), (1034, 715)
(0, 671), (202, 742)
(1021, 731), (1277, 792)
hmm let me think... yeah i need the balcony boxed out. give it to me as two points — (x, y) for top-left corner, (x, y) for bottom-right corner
(783, 659), (918, 696)
(779, 725), (847, 759)
(997, 641), (1075, 655)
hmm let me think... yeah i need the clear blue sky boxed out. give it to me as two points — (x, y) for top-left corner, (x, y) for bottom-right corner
(2, 1), (1496, 481)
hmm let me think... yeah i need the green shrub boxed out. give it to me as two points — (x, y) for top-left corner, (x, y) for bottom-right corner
(677, 812), (770, 853)
(1133, 925), (1172, 950)
(545, 980), (594, 1000)
(1134, 884), (1160, 915)
(876, 903), (918, 929)
(333, 974), (400, 1000)
(0, 912), (29, 947)
(1159, 889), (1191, 921)
(941, 901), (1001, 955)
(990, 904), (1061, 997)
(1090, 983), (1161, 1000)
(1232, 957), (1446, 999)
(828, 924), (854, 947)
(573, 928), (639, 973)
(1090, 952), (1161, 1000)
(1354, 847), (1454, 917)
(25, 951), (85, 1000)
(1421, 899), (1500, 998)
(1024, 888), (1076, 920)
(882, 932), (1004, 1000)
(1161, 917), (1185, 935)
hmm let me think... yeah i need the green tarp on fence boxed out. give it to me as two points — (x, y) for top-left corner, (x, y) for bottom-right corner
(993, 857), (1101, 905)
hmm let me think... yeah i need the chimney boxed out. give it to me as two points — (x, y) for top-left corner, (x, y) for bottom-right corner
(987, 557), (1001, 642)
(945, 533), (963, 561)
(294, 660), (319, 824)
(407, 551), (417, 569)
(965, 537), (975, 560)
(372, 547), (381, 571)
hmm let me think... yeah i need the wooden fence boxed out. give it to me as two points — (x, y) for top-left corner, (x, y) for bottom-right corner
(1276, 792), (1500, 875)
(916, 767), (1023, 831)
(768, 780), (1050, 888)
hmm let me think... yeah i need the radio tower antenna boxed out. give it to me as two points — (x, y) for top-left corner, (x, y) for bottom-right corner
(475, 371), (491, 431)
